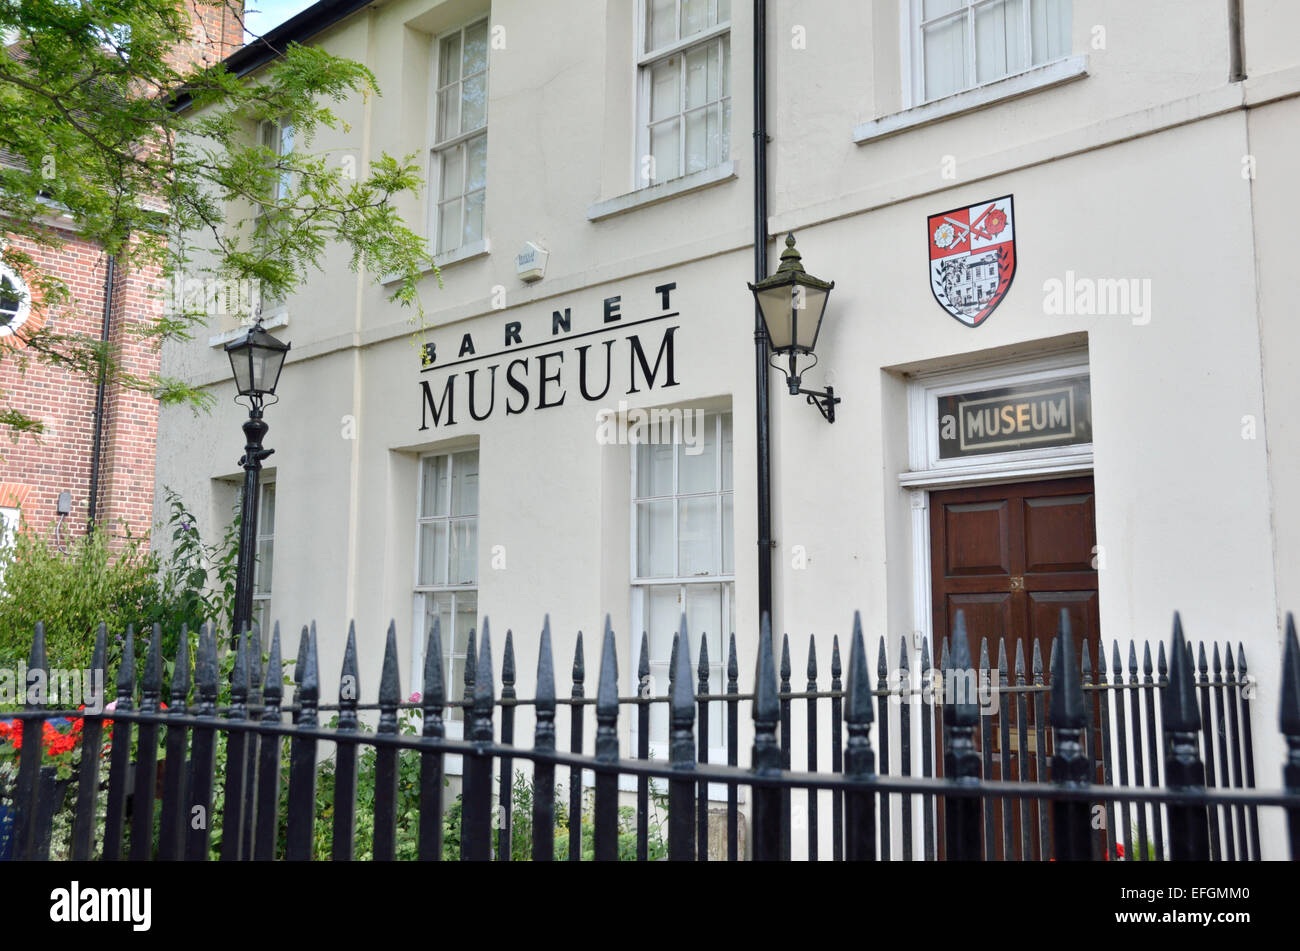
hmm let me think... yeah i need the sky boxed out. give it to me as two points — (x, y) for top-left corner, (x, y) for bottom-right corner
(242, 0), (319, 41)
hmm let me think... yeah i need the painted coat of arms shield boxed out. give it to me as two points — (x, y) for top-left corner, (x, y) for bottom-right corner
(927, 195), (1016, 328)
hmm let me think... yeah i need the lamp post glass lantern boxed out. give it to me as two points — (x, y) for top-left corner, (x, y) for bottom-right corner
(749, 233), (840, 422)
(226, 321), (290, 408)
(224, 321), (290, 645)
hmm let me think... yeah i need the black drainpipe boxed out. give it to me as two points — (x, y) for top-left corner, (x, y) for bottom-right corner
(87, 254), (115, 527)
(752, 0), (773, 628)
(1227, 0), (1245, 82)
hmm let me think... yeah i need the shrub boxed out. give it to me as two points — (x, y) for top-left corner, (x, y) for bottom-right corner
(0, 524), (157, 672)
(0, 489), (239, 694)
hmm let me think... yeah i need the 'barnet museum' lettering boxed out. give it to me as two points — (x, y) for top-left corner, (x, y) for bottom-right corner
(418, 282), (681, 429)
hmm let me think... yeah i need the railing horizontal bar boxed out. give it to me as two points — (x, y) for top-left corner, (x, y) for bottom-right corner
(15, 677), (1239, 724)
(35, 705), (1292, 808)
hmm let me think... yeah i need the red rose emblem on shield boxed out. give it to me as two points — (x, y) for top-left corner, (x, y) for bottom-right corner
(984, 208), (1008, 236)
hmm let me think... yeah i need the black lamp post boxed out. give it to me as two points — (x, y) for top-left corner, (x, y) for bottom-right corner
(225, 320), (290, 644)
(749, 233), (840, 423)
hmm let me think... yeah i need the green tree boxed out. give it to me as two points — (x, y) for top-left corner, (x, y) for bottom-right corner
(0, 0), (433, 434)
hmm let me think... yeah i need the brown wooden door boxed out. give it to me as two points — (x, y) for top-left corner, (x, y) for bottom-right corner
(929, 476), (1100, 859)
(930, 476), (1099, 679)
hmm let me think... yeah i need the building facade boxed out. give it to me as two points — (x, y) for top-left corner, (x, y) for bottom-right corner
(155, 0), (1300, 856)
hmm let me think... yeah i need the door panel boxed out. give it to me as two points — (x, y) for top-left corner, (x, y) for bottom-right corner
(943, 501), (1012, 576)
(1023, 493), (1096, 573)
(1027, 589), (1100, 676)
(944, 592), (1015, 656)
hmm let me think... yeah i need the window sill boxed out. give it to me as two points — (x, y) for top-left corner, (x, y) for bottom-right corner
(586, 161), (738, 222)
(853, 55), (1089, 145)
(207, 309), (289, 348)
(380, 238), (490, 287)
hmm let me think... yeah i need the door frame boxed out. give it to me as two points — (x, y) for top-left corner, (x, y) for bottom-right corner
(901, 348), (1094, 649)
(893, 349), (1094, 859)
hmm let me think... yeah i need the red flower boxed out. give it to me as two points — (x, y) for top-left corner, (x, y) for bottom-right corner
(984, 208), (1008, 236)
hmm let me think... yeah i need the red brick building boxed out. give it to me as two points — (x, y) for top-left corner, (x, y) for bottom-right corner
(0, 3), (243, 547)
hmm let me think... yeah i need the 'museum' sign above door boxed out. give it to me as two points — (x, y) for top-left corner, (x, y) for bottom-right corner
(937, 375), (1092, 460)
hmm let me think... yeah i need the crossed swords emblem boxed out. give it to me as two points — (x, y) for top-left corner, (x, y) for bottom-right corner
(940, 204), (1003, 250)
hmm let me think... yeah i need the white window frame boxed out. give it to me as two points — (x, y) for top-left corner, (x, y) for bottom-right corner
(251, 480), (275, 640)
(634, 0), (732, 190)
(905, 0), (1072, 107)
(412, 448), (480, 747)
(901, 347), (1093, 487)
(254, 116), (293, 319)
(629, 410), (733, 776)
(0, 506), (20, 588)
(256, 116), (294, 208)
(427, 15), (490, 258)
(0, 262), (32, 338)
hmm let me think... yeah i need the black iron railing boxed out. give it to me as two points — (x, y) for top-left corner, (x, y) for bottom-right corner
(1, 607), (1298, 861)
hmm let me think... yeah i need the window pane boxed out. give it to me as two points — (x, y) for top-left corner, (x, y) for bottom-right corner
(254, 601), (271, 643)
(450, 591), (478, 721)
(0, 276), (23, 323)
(648, 659), (670, 743)
(440, 143), (464, 201)
(255, 538), (273, 595)
(649, 0), (675, 50)
(1030, 0), (1070, 64)
(422, 455), (449, 517)
(678, 495), (718, 576)
(975, 0), (1025, 84)
(720, 413), (733, 490)
(646, 585), (680, 671)
(259, 482), (276, 533)
(684, 108), (708, 174)
(650, 120), (680, 183)
(453, 591), (477, 649)
(924, 0), (964, 16)
(437, 87), (461, 143)
(462, 19), (489, 77)
(646, 584), (679, 742)
(465, 134), (487, 191)
(650, 58), (680, 121)
(684, 582), (724, 745)
(439, 32), (461, 86)
(923, 15), (968, 100)
(684, 582), (722, 663)
(637, 500), (675, 577)
(681, 0), (707, 38)
(449, 519), (478, 584)
(463, 189), (485, 245)
(438, 197), (462, 253)
(721, 492), (733, 575)
(637, 440), (674, 498)
(421, 591), (452, 645)
(419, 521), (448, 585)
(451, 450), (479, 515)
(461, 72), (487, 133)
(717, 0), (730, 23)
(684, 44), (710, 109)
(678, 412), (716, 494)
